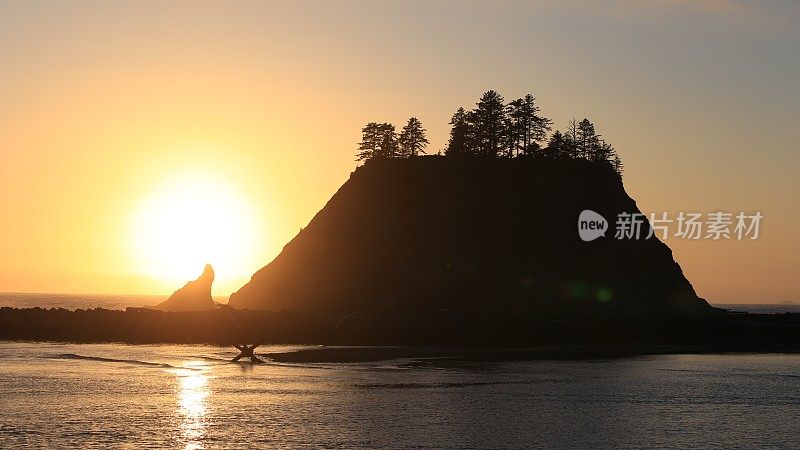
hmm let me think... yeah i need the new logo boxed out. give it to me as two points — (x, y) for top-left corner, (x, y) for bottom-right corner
(578, 210), (608, 241)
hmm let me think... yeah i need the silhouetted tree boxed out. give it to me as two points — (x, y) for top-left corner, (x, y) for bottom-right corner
(472, 90), (507, 157)
(573, 118), (618, 166)
(593, 141), (616, 164)
(524, 141), (542, 157)
(356, 122), (398, 161)
(562, 118), (580, 159)
(577, 118), (601, 160)
(509, 94), (551, 157)
(445, 107), (473, 156)
(356, 122), (381, 161)
(379, 124), (399, 158)
(612, 155), (624, 177)
(544, 131), (569, 159)
(504, 99), (523, 157)
(501, 116), (517, 158)
(398, 117), (429, 157)
(355, 90), (625, 176)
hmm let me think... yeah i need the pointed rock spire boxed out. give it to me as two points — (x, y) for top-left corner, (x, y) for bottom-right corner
(153, 264), (216, 311)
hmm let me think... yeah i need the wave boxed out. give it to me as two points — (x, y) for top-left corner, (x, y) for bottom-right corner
(192, 355), (261, 365)
(189, 355), (237, 363)
(51, 353), (177, 368)
(354, 378), (570, 389)
(51, 352), (270, 368)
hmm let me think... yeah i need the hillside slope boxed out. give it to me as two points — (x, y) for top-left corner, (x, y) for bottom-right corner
(229, 156), (710, 316)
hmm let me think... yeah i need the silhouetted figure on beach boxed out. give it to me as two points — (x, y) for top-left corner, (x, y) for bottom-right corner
(232, 343), (264, 363)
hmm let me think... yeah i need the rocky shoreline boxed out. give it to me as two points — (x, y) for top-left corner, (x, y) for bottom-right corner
(3, 306), (800, 361)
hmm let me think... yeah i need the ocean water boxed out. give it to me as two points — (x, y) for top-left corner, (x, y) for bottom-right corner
(2, 294), (800, 447)
(715, 303), (800, 314)
(2, 342), (800, 448)
(0, 293), (226, 310)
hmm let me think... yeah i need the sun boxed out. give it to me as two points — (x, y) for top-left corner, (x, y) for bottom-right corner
(129, 174), (263, 291)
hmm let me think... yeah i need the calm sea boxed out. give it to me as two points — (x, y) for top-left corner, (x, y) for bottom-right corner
(0, 292), (226, 310)
(2, 343), (800, 448)
(2, 294), (800, 447)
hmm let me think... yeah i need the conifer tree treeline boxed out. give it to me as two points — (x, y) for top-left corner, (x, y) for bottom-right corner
(356, 90), (623, 177)
(444, 90), (551, 158)
(356, 117), (429, 161)
(543, 117), (620, 175)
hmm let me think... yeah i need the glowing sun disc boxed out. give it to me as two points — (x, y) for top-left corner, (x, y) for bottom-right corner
(129, 174), (262, 287)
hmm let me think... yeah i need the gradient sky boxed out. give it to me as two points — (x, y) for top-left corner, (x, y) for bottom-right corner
(0, 0), (797, 303)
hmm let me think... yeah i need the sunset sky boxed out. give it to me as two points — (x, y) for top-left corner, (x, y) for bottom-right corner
(0, 0), (797, 303)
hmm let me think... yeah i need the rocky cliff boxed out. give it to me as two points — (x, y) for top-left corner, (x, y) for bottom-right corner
(229, 156), (710, 316)
(153, 264), (216, 311)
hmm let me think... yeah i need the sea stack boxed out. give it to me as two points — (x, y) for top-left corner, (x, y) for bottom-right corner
(153, 264), (216, 311)
(230, 156), (711, 316)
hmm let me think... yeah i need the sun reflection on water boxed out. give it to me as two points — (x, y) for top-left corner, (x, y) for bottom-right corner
(172, 362), (211, 450)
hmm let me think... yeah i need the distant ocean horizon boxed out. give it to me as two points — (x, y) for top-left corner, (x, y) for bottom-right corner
(0, 292), (797, 314)
(0, 292), (228, 311)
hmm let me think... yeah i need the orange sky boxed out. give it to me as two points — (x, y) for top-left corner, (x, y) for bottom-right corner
(0, 1), (797, 303)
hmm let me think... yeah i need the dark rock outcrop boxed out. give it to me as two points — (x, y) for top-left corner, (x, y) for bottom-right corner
(6, 305), (800, 350)
(229, 156), (711, 316)
(153, 264), (216, 311)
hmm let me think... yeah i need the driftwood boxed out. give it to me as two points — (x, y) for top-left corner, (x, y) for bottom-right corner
(232, 343), (264, 363)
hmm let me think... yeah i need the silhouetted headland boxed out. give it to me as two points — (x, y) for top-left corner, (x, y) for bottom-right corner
(229, 89), (697, 316)
(151, 264), (216, 311)
(230, 156), (708, 315)
(0, 88), (795, 360)
(2, 157), (800, 359)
